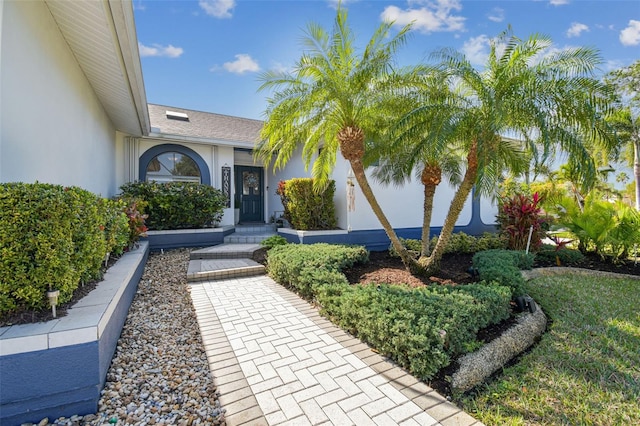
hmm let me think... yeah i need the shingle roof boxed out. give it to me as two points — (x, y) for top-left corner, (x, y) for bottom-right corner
(148, 103), (263, 146)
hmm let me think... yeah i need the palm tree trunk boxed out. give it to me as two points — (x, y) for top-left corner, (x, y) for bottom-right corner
(634, 141), (640, 210)
(349, 158), (418, 271)
(418, 142), (479, 275)
(421, 183), (436, 257)
(419, 163), (441, 257)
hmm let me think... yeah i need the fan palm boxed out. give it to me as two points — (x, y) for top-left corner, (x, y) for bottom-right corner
(392, 28), (616, 275)
(256, 7), (417, 267)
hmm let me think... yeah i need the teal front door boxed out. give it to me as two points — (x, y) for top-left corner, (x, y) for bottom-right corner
(235, 166), (264, 223)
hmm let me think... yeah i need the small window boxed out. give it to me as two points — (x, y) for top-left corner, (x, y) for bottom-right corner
(166, 110), (189, 121)
(146, 152), (201, 183)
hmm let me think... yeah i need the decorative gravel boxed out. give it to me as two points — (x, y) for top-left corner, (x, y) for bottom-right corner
(37, 249), (225, 426)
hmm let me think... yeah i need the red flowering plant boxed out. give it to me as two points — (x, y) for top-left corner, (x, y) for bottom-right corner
(123, 199), (148, 249)
(496, 192), (550, 251)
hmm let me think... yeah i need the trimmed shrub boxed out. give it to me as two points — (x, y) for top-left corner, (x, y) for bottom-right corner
(390, 232), (506, 258)
(260, 235), (288, 250)
(472, 249), (534, 297)
(267, 243), (511, 380)
(279, 178), (337, 230)
(315, 282), (511, 380)
(267, 243), (368, 298)
(535, 244), (585, 266)
(119, 181), (226, 230)
(0, 183), (130, 316)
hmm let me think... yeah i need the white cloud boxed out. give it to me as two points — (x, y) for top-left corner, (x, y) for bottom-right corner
(380, 0), (465, 33)
(620, 20), (640, 46)
(138, 43), (183, 58)
(461, 35), (491, 65)
(219, 54), (260, 74)
(566, 22), (589, 38)
(550, 0), (569, 5)
(199, 0), (235, 19)
(487, 7), (504, 23)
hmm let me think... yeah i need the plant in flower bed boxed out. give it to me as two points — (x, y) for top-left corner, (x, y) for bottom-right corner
(472, 249), (534, 297)
(0, 183), (134, 320)
(275, 178), (337, 230)
(389, 232), (507, 258)
(496, 191), (548, 252)
(267, 243), (512, 380)
(119, 181), (226, 230)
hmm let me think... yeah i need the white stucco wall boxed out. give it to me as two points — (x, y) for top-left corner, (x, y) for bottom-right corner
(271, 148), (495, 232)
(0, 1), (118, 196)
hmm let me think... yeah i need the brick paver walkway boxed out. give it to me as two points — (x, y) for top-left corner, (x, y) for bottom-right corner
(190, 275), (482, 426)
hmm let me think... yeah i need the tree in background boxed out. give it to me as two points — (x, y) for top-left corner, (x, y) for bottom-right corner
(606, 60), (640, 209)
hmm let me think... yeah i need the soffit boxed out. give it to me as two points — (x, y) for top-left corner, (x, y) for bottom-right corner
(44, 0), (149, 136)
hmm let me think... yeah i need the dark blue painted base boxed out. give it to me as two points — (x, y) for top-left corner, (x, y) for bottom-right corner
(281, 223), (497, 251)
(143, 228), (234, 251)
(0, 246), (149, 426)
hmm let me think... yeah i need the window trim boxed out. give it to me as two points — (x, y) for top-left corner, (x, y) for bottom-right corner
(139, 144), (211, 185)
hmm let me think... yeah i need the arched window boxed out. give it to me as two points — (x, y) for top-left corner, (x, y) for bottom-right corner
(139, 144), (211, 185)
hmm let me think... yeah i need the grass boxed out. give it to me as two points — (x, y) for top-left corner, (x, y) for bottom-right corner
(459, 273), (640, 425)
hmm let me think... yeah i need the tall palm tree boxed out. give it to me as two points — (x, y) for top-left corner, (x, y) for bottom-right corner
(256, 7), (417, 267)
(393, 28), (616, 275)
(606, 108), (640, 209)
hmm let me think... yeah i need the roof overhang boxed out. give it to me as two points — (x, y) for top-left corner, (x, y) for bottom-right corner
(44, 0), (150, 136)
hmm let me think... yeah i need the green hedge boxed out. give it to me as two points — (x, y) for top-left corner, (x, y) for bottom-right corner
(0, 183), (130, 316)
(472, 249), (534, 297)
(267, 243), (512, 380)
(267, 243), (368, 298)
(390, 232), (507, 258)
(119, 181), (226, 230)
(280, 178), (337, 230)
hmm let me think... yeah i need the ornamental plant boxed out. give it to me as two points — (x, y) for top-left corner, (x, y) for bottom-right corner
(119, 181), (226, 230)
(497, 192), (548, 252)
(279, 178), (337, 230)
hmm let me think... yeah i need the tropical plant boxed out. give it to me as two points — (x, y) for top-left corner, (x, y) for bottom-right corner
(496, 192), (548, 251)
(255, 6), (417, 268)
(388, 27), (616, 275)
(552, 192), (640, 261)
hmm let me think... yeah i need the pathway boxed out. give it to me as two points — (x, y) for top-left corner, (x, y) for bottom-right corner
(187, 239), (483, 426)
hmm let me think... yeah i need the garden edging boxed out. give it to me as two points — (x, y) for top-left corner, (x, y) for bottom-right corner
(0, 241), (149, 426)
(451, 307), (547, 392)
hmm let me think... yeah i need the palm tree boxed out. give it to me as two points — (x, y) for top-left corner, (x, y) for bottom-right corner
(256, 7), (417, 267)
(392, 28), (616, 275)
(606, 108), (640, 209)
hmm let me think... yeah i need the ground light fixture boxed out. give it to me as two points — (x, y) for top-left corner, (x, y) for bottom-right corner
(47, 287), (60, 318)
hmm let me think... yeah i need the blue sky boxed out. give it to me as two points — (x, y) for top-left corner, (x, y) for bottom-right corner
(134, 0), (640, 121)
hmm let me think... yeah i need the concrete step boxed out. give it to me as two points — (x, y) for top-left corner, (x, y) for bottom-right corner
(187, 258), (266, 282)
(191, 243), (262, 260)
(224, 233), (275, 244)
(234, 224), (276, 234)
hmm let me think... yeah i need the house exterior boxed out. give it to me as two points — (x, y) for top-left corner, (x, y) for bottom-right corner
(0, 0), (497, 248)
(0, 0), (500, 423)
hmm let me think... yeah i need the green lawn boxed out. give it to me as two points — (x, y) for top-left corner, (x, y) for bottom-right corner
(459, 273), (640, 425)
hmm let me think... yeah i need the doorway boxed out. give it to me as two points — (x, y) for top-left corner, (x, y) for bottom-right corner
(235, 166), (264, 223)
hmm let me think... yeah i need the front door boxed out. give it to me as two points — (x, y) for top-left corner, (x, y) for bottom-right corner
(235, 166), (264, 223)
